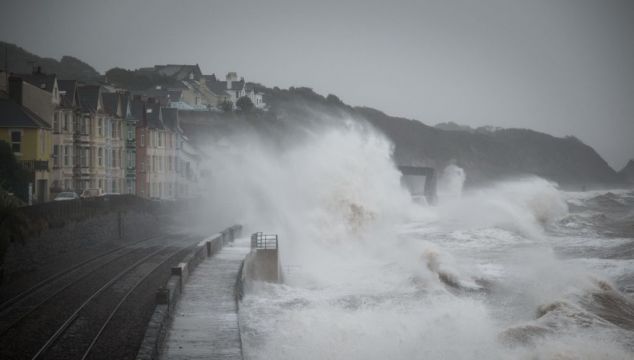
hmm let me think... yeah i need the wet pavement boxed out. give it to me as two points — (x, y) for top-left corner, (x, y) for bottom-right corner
(161, 238), (249, 360)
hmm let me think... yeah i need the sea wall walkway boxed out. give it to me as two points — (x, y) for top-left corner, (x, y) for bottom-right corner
(160, 237), (249, 360)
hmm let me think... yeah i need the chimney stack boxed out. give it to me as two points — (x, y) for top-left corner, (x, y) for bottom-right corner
(8, 76), (22, 105)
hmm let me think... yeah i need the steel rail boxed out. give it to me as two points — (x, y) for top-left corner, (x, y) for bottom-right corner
(30, 246), (168, 360)
(0, 233), (166, 314)
(80, 245), (196, 360)
(0, 247), (146, 337)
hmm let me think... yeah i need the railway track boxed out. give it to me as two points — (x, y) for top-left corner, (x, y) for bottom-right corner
(0, 233), (168, 313)
(0, 235), (198, 359)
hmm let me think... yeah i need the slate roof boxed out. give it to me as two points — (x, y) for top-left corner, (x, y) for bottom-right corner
(101, 92), (119, 116)
(57, 79), (78, 107)
(204, 76), (246, 95)
(18, 72), (56, 93)
(145, 102), (164, 129)
(130, 98), (146, 122)
(77, 85), (101, 113)
(131, 88), (182, 106)
(161, 107), (180, 132)
(0, 98), (51, 129)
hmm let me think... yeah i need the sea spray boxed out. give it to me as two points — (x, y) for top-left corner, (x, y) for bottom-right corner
(437, 164), (466, 201)
(191, 116), (632, 359)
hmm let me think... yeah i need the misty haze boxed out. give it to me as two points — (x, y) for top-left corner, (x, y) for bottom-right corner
(0, 1), (633, 360)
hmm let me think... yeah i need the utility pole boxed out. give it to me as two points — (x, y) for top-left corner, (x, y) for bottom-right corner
(3, 45), (7, 88)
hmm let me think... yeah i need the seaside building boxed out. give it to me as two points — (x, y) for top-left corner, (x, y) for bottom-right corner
(0, 97), (52, 203)
(204, 72), (265, 110)
(54, 80), (80, 192)
(134, 98), (174, 199)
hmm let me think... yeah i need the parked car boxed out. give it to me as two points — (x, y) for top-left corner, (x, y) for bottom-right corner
(80, 188), (104, 198)
(54, 192), (80, 201)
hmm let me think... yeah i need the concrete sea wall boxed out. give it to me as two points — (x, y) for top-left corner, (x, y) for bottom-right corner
(135, 225), (242, 360)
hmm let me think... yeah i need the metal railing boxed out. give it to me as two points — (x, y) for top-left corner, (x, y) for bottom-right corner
(250, 232), (278, 250)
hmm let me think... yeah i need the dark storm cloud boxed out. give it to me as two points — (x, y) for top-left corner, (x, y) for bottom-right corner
(1, 0), (632, 169)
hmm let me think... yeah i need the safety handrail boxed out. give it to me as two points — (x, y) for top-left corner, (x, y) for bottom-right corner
(250, 232), (278, 250)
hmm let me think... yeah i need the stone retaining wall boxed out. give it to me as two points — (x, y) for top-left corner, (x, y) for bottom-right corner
(3, 209), (165, 283)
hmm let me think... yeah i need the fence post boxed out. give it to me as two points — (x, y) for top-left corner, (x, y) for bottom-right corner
(118, 211), (124, 240)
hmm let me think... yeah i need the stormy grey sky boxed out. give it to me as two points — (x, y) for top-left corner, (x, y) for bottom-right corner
(1, 0), (632, 169)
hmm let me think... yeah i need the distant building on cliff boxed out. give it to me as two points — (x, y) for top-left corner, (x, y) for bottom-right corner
(204, 72), (265, 110)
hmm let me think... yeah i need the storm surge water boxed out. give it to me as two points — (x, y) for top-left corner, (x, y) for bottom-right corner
(197, 118), (634, 359)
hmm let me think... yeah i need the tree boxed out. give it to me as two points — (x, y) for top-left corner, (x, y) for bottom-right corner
(326, 94), (343, 105)
(0, 142), (30, 283)
(0, 140), (31, 202)
(219, 100), (233, 112)
(236, 96), (254, 112)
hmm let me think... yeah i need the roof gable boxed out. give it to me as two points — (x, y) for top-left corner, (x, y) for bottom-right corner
(77, 85), (102, 113)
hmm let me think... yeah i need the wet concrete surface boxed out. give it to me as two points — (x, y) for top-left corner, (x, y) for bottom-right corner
(161, 238), (249, 360)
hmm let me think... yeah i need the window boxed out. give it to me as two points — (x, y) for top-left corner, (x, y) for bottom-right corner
(81, 148), (89, 167)
(98, 147), (103, 166)
(158, 132), (163, 147)
(53, 145), (60, 167)
(64, 113), (70, 131)
(158, 155), (163, 172)
(140, 134), (145, 146)
(112, 121), (117, 138)
(140, 160), (145, 171)
(53, 112), (59, 133)
(127, 152), (135, 168)
(97, 118), (103, 136)
(10, 130), (21, 153)
(64, 145), (71, 166)
(128, 127), (134, 141)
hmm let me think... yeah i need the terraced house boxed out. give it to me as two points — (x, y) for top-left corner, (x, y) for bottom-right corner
(161, 108), (200, 198)
(76, 85), (107, 192)
(3, 70), (62, 201)
(121, 93), (137, 194)
(134, 98), (176, 199)
(54, 80), (80, 192)
(0, 97), (51, 203)
(101, 92), (128, 193)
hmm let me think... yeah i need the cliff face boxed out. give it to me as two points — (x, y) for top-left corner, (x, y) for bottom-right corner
(620, 160), (634, 184)
(258, 87), (621, 187)
(355, 107), (619, 186)
(1, 42), (99, 81)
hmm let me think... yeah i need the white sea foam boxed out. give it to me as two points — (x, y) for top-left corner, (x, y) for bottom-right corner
(195, 118), (633, 359)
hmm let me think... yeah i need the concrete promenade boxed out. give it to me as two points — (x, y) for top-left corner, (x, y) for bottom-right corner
(161, 237), (249, 360)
